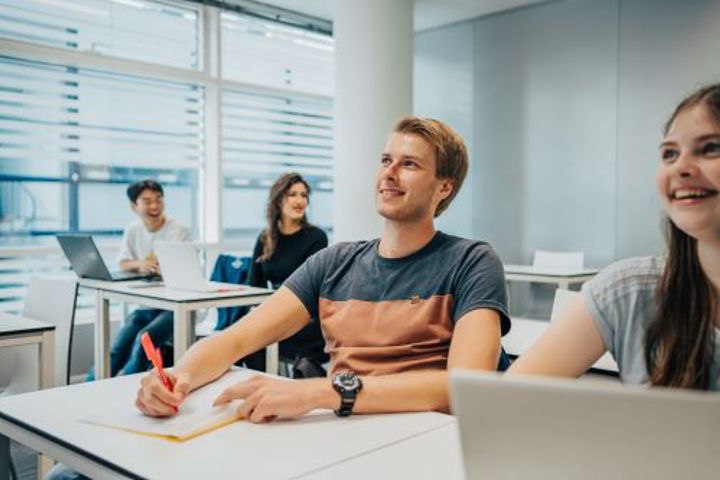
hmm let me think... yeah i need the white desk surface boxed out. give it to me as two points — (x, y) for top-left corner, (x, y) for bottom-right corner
(78, 278), (273, 304)
(504, 317), (618, 372)
(504, 264), (599, 278)
(0, 373), (455, 480)
(305, 421), (464, 479)
(78, 279), (275, 377)
(0, 312), (55, 336)
(0, 311), (56, 403)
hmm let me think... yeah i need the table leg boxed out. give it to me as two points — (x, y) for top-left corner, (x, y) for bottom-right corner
(174, 309), (190, 365)
(265, 343), (279, 375)
(39, 330), (55, 389)
(37, 454), (53, 479)
(94, 291), (111, 380)
(189, 311), (197, 347)
(0, 432), (9, 480)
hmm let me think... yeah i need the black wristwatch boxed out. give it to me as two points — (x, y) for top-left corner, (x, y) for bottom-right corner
(332, 371), (363, 417)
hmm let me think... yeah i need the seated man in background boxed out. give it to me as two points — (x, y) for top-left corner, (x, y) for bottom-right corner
(137, 116), (511, 421)
(87, 179), (190, 380)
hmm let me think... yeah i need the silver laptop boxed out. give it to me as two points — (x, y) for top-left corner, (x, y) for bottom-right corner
(450, 370), (720, 479)
(154, 241), (242, 292)
(56, 235), (154, 282)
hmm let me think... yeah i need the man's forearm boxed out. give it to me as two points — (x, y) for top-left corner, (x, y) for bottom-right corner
(308, 370), (451, 414)
(173, 331), (242, 391)
(174, 288), (311, 391)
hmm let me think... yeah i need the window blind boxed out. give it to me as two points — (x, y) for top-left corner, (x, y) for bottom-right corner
(0, 0), (200, 70)
(222, 88), (333, 184)
(221, 12), (334, 96)
(0, 56), (204, 173)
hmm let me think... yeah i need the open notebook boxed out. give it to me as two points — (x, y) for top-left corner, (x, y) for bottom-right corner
(81, 369), (256, 441)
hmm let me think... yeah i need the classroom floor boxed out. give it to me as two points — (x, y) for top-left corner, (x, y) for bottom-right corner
(10, 441), (36, 480)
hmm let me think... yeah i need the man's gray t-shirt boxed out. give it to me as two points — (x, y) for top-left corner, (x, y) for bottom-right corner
(582, 256), (720, 390)
(285, 232), (510, 376)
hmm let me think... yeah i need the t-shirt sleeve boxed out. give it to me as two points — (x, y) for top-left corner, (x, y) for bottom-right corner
(117, 226), (135, 265)
(172, 223), (191, 242)
(284, 246), (331, 319)
(452, 244), (511, 335)
(581, 260), (638, 358)
(581, 257), (662, 381)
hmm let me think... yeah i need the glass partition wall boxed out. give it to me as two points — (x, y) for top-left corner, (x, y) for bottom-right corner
(0, 0), (334, 313)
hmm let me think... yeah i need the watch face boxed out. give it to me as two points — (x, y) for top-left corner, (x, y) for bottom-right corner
(334, 372), (361, 392)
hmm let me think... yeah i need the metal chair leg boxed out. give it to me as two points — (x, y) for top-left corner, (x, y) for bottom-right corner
(9, 455), (17, 480)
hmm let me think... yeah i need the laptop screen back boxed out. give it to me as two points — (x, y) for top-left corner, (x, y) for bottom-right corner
(154, 241), (206, 290)
(450, 370), (720, 479)
(57, 235), (113, 280)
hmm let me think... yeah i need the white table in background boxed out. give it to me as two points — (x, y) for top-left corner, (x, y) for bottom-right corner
(503, 317), (618, 373)
(78, 279), (273, 380)
(0, 312), (55, 390)
(0, 373), (455, 480)
(504, 265), (599, 290)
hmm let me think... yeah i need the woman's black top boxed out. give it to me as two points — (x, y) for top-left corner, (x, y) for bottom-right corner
(244, 225), (329, 370)
(248, 225), (328, 290)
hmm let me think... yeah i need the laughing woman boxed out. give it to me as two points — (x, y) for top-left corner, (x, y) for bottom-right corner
(510, 84), (720, 390)
(243, 172), (329, 376)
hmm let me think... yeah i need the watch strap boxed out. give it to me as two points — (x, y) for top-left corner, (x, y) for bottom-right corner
(335, 395), (355, 417)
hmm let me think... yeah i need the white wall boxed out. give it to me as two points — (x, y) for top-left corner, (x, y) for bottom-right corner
(473, 0), (619, 267)
(616, 0), (720, 258)
(414, 22), (475, 238)
(416, 0), (720, 268)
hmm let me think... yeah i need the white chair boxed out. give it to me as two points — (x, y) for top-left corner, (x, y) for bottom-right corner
(509, 251), (584, 317)
(2, 276), (78, 395)
(2, 276), (77, 479)
(532, 250), (585, 269)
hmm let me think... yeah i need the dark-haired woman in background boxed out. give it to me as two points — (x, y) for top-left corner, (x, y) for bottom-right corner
(243, 172), (329, 376)
(510, 84), (720, 390)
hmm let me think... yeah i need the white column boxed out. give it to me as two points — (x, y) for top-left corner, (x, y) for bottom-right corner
(332, 0), (413, 241)
(201, 6), (222, 244)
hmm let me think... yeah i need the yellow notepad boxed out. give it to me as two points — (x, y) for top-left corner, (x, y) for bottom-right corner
(81, 369), (255, 441)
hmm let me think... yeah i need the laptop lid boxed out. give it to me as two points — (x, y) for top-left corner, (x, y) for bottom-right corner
(57, 235), (114, 281)
(450, 370), (720, 479)
(154, 241), (207, 291)
(57, 235), (149, 281)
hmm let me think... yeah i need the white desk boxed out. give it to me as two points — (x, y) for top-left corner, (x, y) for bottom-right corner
(78, 279), (273, 379)
(306, 420), (464, 479)
(504, 264), (599, 290)
(0, 312), (55, 390)
(503, 317), (618, 372)
(0, 373), (455, 480)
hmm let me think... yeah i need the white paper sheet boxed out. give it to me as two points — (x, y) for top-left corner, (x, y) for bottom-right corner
(81, 369), (258, 441)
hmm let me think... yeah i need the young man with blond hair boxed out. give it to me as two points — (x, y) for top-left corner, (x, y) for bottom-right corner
(136, 116), (510, 421)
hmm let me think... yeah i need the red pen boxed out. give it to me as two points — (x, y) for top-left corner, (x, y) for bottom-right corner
(140, 332), (178, 413)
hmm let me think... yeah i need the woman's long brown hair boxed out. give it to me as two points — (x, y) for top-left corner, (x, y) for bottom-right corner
(257, 172), (311, 263)
(644, 84), (720, 389)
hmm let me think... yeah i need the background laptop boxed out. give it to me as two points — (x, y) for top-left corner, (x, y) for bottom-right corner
(450, 370), (719, 479)
(155, 241), (242, 292)
(57, 235), (152, 281)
